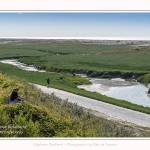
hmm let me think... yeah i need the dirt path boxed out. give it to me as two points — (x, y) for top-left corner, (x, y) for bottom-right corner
(33, 84), (150, 128)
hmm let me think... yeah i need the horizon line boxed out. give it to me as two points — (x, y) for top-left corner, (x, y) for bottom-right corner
(1, 37), (150, 40)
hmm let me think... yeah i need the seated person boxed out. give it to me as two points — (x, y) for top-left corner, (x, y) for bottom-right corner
(6, 88), (23, 104)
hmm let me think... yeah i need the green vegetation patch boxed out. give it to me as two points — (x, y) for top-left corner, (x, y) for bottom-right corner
(137, 73), (150, 85)
(1, 40), (150, 73)
(1, 73), (150, 137)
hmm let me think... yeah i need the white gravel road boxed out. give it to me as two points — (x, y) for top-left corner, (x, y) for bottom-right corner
(33, 84), (150, 128)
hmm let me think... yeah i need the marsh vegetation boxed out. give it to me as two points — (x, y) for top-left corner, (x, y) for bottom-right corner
(0, 39), (150, 137)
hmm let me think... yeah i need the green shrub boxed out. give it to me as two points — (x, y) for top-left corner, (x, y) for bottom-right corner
(0, 107), (39, 137)
(137, 73), (150, 85)
(0, 103), (61, 137)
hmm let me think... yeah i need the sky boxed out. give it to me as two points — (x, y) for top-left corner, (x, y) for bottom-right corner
(0, 12), (150, 39)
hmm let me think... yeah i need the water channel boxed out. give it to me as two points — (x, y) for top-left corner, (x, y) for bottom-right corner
(78, 78), (150, 107)
(0, 59), (150, 107)
(0, 59), (45, 72)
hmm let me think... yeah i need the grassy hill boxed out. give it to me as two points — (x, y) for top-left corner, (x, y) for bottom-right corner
(0, 73), (150, 137)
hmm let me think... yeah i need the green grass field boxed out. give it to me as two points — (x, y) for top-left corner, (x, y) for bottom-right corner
(0, 39), (150, 113)
(1, 40), (150, 73)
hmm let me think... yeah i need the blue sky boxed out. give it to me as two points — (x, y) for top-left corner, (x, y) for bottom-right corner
(0, 12), (150, 39)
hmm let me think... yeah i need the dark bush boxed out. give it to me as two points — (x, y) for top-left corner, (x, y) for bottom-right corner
(90, 72), (103, 78)
(87, 70), (94, 76)
(121, 72), (133, 79)
(109, 71), (121, 77)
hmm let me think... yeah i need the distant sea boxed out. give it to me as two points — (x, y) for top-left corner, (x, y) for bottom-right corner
(0, 37), (150, 40)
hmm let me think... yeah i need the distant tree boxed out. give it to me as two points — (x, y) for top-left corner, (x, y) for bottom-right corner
(148, 88), (150, 94)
